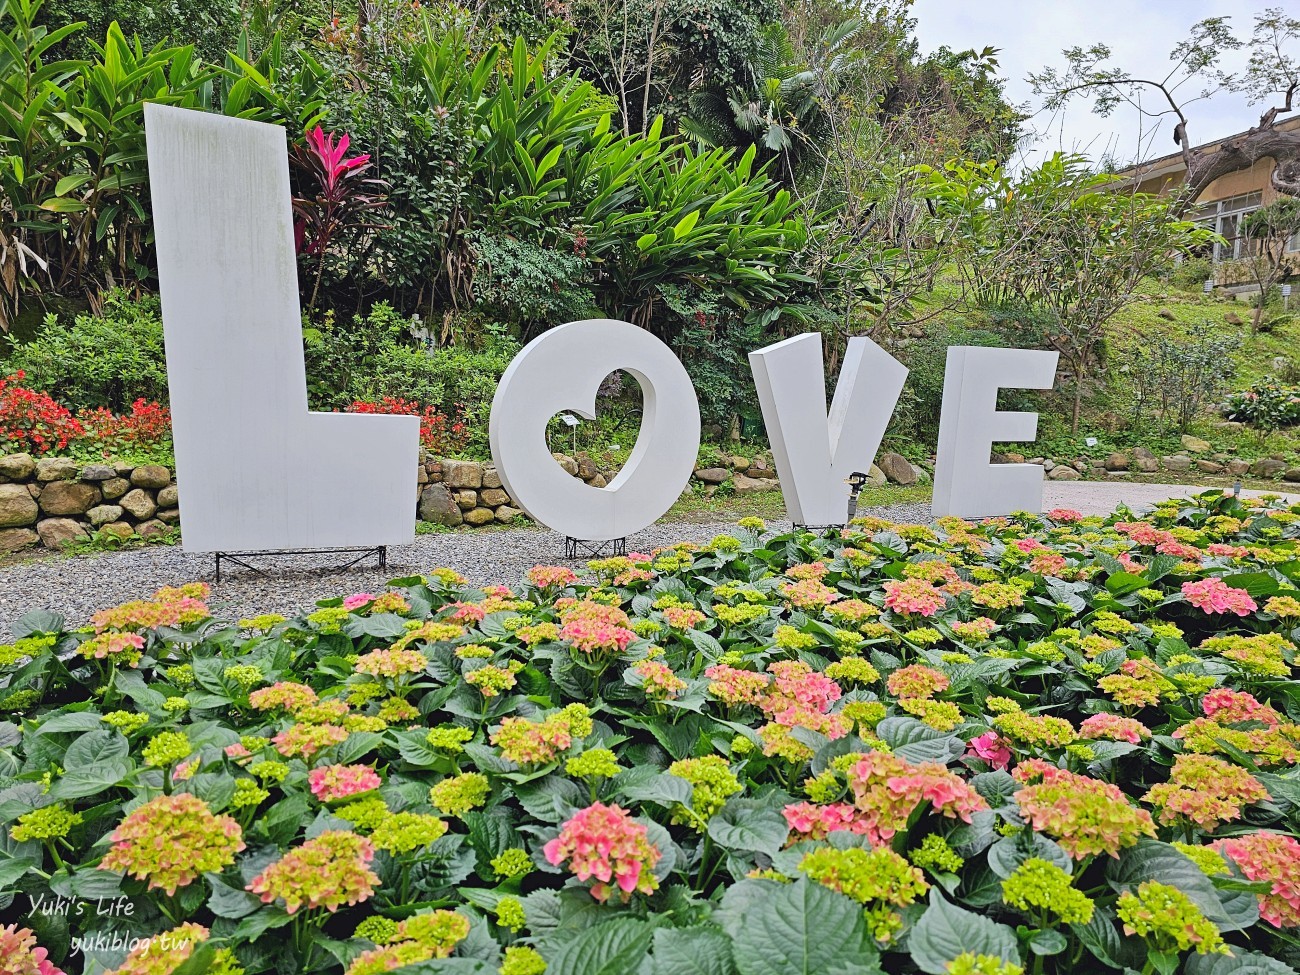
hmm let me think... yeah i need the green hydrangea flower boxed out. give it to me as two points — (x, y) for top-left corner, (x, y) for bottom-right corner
(354, 916), (399, 945)
(371, 812), (448, 854)
(102, 710), (150, 735)
(500, 946), (547, 975)
(910, 834), (964, 874)
(335, 796), (391, 832)
(426, 725), (474, 752)
(667, 755), (742, 827)
(1000, 858), (1093, 924)
(230, 779), (269, 809)
(491, 847), (534, 880)
(945, 953), (1024, 975)
(565, 748), (622, 780)
(1116, 881), (1229, 955)
(495, 895), (526, 932)
(10, 805), (81, 842)
(142, 731), (192, 768)
(430, 772), (491, 817)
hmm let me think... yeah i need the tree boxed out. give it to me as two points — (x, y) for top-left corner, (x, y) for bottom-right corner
(918, 153), (1215, 432)
(1030, 7), (1300, 209)
(1240, 197), (1300, 330)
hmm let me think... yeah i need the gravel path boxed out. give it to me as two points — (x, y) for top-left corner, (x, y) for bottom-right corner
(0, 502), (934, 629)
(6, 479), (1295, 631)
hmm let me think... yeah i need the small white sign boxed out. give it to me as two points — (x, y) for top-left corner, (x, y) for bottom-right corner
(1085, 437), (1098, 447)
(1283, 285), (1292, 297)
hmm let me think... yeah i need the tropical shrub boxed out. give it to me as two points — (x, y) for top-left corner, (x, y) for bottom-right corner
(3, 493), (1300, 974)
(1118, 324), (1240, 435)
(1226, 379), (1300, 430)
(3, 291), (168, 411)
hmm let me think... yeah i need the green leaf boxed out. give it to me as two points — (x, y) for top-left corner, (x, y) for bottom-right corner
(636, 233), (658, 251)
(1105, 571), (1148, 595)
(0, 854), (38, 892)
(12, 609), (64, 637)
(652, 928), (738, 975)
(614, 770), (693, 809)
(511, 776), (584, 823)
(875, 717), (962, 764)
(1027, 929), (1067, 956)
(49, 730), (131, 800)
(673, 210), (700, 239)
(548, 918), (655, 975)
(1107, 839), (1258, 932)
(707, 798), (789, 856)
(1070, 906), (1144, 971)
(908, 890), (1020, 975)
(206, 874), (262, 918)
(718, 878), (879, 975)
(1186, 951), (1299, 975)
(344, 613), (413, 640)
(985, 833), (1071, 878)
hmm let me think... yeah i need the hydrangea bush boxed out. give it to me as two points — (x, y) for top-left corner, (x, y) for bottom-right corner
(2, 491), (1300, 975)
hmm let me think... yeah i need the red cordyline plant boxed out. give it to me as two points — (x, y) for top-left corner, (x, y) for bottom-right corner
(0, 372), (84, 453)
(346, 397), (468, 454)
(291, 127), (388, 312)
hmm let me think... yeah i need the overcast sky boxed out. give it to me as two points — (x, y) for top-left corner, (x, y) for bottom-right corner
(910, 0), (1266, 168)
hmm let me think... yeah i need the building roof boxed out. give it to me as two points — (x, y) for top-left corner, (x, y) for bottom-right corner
(1109, 114), (1300, 188)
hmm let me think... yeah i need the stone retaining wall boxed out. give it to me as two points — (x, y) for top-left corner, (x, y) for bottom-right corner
(415, 449), (791, 528)
(0, 454), (178, 553)
(0, 447), (798, 550)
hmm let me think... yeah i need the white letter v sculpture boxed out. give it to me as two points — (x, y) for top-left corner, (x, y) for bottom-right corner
(749, 334), (908, 527)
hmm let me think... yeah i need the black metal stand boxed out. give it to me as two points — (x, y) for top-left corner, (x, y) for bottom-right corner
(564, 537), (627, 560)
(214, 546), (387, 582)
(792, 524), (843, 534)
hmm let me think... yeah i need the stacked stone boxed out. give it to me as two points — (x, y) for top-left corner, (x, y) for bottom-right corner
(0, 455), (179, 552)
(416, 455), (526, 528)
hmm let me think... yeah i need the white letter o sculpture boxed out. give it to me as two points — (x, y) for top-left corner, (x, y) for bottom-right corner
(489, 319), (701, 541)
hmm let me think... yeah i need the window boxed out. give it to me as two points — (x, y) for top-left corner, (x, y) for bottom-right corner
(1201, 192), (1263, 262)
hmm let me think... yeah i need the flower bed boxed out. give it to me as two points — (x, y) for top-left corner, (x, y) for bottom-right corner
(2, 492), (1299, 975)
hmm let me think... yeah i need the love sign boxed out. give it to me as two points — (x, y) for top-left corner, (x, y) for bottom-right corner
(145, 105), (1058, 553)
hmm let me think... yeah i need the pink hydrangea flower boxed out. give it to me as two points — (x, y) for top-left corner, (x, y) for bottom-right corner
(882, 578), (947, 617)
(1201, 688), (1282, 727)
(249, 681), (318, 712)
(780, 577), (840, 611)
(705, 664), (769, 705)
(100, 794), (244, 895)
(247, 831), (378, 914)
(343, 593), (376, 610)
(967, 731), (1012, 769)
(1079, 713), (1150, 744)
(783, 801), (870, 840)
(527, 565), (578, 589)
(543, 803), (661, 903)
(1, 924), (66, 975)
(448, 602), (487, 623)
(1116, 552), (1143, 572)
(763, 660), (841, 714)
(560, 618), (637, 656)
(309, 764), (382, 802)
(1046, 508), (1082, 522)
(1182, 578), (1258, 616)
(887, 664), (950, 700)
(1219, 832), (1300, 928)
